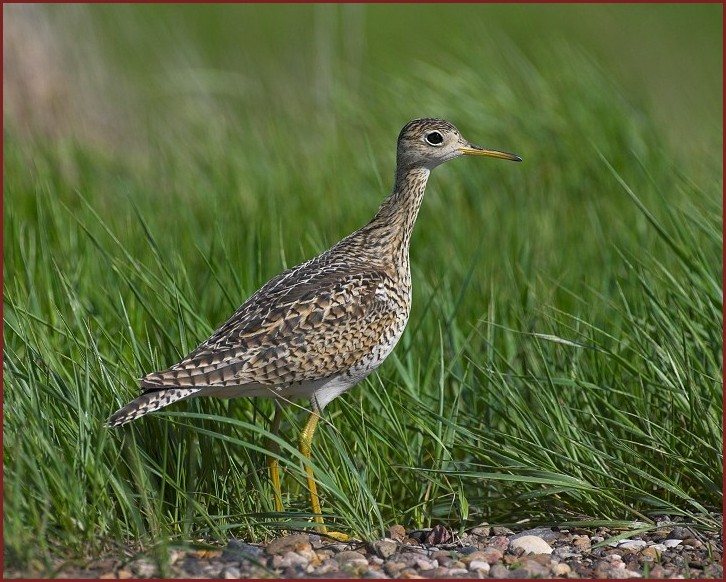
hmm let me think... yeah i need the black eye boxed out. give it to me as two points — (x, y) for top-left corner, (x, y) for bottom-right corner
(425, 131), (444, 146)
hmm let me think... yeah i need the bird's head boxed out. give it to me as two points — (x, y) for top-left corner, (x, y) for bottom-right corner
(396, 118), (521, 172)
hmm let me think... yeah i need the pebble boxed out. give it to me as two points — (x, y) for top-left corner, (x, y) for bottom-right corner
(471, 526), (491, 537)
(425, 524), (453, 545)
(335, 550), (368, 566)
(278, 550), (309, 568)
(130, 559), (157, 578)
(473, 548), (504, 565)
(489, 535), (510, 552)
(667, 527), (690, 540)
(265, 534), (311, 556)
(223, 539), (263, 560)
(414, 557), (436, 570)
(519, 557), (551, 577)
(383, 561), (406, 576)
(373, 539), (398, 559)
(389, 524), (406, 541)
(490, 564), (511, 577)
(511, 527), (560, 543)
(492, 525), (514, 535)
(641, 546), (661, 560)
(17, 521), (723, 580)
(509, 535), (553, 555)
(468, 560), (490, 573)
(222, 566), (241, 579)
(618, 539), (647, 551)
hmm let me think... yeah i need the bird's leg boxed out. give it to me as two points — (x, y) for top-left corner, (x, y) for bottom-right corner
(267, 402), (284, 512)
(299, 405), (323, 526)
(299, 399), (349, 542)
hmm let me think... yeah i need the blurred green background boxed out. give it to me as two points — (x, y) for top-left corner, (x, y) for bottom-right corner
(3, 3), (722, 570)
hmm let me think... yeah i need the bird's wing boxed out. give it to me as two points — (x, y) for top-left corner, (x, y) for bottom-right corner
(140, 262), (402, 391)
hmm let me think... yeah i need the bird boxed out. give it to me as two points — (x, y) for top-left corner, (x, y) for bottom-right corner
(108, 118), (521, 539)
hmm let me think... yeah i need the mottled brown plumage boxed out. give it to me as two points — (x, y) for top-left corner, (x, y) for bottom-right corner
(107, 118), (520, 536)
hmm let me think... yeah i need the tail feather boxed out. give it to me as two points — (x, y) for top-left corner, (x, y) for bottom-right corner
(107, 388), (200, 427)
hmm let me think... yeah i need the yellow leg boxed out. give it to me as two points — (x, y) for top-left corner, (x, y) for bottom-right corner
(299, 401), (349, 541)
(267, 404), (284, 512)
(300, 408), (324, 527)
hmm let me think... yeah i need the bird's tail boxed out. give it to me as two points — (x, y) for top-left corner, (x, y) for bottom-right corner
(107, 388), (200, 427)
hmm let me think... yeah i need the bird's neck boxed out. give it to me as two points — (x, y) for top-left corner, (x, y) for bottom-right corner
(366, 166), (430, 258)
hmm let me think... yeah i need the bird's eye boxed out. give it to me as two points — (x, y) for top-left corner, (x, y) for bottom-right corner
(425, 131), (444, 146)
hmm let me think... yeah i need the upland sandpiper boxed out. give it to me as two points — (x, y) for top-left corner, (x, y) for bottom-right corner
(108, 118), (521, 538)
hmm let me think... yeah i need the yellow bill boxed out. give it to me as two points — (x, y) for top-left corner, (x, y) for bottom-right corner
(458, 145), (522, 162)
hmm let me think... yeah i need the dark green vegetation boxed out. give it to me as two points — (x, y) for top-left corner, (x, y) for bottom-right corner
(4, 3), (722, 569)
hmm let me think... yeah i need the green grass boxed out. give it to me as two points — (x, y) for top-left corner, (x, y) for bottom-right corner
(3, 3), (722, 571)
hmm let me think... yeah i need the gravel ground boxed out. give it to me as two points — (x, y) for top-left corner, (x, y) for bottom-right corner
(6, 520), (722, 579)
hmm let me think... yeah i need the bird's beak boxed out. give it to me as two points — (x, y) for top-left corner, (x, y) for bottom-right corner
(458, 144), (522, 162)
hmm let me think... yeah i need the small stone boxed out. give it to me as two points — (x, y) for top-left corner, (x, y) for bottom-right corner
(373, 539), (398, 559)
(490, 564), (511, 578)
(666, 527), (690, 540)
(461, 551), (488, 564)
(364, 569), (388, 579)
(316, 559), (340, 574)
(471, 526), (491, 538)
(682, 538), (703, 549)
(116, 570), (133, 580)
(389, 524), (406, 541)
(618, 539), (647, 551)
(335, 550), (368, 566)
(489, 535), (510, 552)
(425, 524), (453, 545)
(511, 527), (560, 543)
(573, 535), (591, 551)
(618, 570), (643, 578)
(519, 557), (550, 577)
(509, 535), (553, 555)
(279, 550), (310, 569)
(492, 526), (514, 536)
(131, 559), (157, 578)
(223, 566), (241, 579)
(641, 546), (661, 561)
(554, 545), (579, 559)
(552, 562), (571, 576)
(450, 560), (467, 569)
(447, 568), (469, 576)
(384, 561), (406, 576)
(266, 534), (311, 555)
(663, 539), (682, 548)
(469, 560), (490, 573)
(399, 568), (424, 578)
(415, 557), (436, 571)
(649, 564), (667, 577)
(479, 547), (504, 564)
(504, 553), (520, 565)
